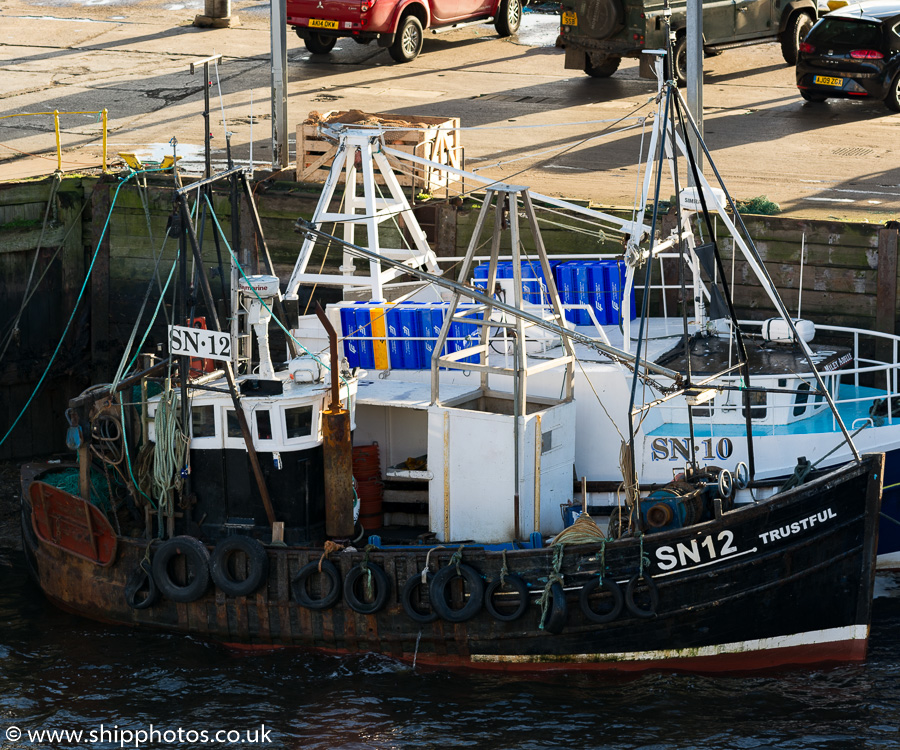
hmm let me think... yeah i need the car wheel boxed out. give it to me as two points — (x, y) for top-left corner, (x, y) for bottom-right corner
(305, 33), (337, 55)
(800, 90), (827, 103)
(584, 55), (621, 78)
(672, 35), (687, 87)
(494, 0), (522, 37)
(389, 15), (424, 62)
(886, 72), (900, 113)
(780, 11), (813, 66)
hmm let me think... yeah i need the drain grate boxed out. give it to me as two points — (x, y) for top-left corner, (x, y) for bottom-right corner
(473, 94), (560, 103)
(832, 146), (873, 157)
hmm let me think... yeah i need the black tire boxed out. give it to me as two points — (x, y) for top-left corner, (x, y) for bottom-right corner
(485, 574), (529, 622)
(210, 536), (269, 598)
(401, 571), (439, 624)
(579, 577), (624, 624)
(542, 581), (567, 634)
(430, 563), (485, 623)
(584, 55), (621, 78)
(151, 536), (210, 604)
(292, 560), (342, 610)
(304, 32), (337, 55)
(625, 573), (659, 618)
(344, 563), (390, 615)
(886, 72), (900, 113)
(672, 35), (687, 87)
(389, 15), (424, 63)
(125, 558), (159, 610)
(494, 0), (522, 37)
(781, 11), (813, 66)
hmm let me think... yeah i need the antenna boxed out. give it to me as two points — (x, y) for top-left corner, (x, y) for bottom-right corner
(797, 232), (806, 319)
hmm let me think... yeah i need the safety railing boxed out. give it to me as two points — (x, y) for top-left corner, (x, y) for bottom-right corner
(0, 109), (108, 173)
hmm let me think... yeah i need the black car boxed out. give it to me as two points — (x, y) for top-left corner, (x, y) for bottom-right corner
(796, 0), (900, 111)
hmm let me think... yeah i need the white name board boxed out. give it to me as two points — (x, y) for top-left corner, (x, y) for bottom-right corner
(168, 325), (232, 361)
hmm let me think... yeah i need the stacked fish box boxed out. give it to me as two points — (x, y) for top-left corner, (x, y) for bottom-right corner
(472, 260), (636, 326)
(554, 260), (636, 326)
(338, 302), (480, 370)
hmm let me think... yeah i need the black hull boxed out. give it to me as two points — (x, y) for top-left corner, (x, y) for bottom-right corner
(21, 455), (883, 672)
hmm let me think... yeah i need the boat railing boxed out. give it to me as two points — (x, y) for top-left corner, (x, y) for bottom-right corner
(653, 321), (900, 430)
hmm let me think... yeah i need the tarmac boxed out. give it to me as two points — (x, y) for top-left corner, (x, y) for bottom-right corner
(1, 0), (899, 220)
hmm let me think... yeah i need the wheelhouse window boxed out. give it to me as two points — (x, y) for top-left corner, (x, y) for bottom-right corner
(742, 391), (767, 420)
(191, 405), (216, 437)
(255, 409), (273, 441)
(285, 405), (313, 439)
(226, 410), (243, 438)
(793, 382), (811, 417)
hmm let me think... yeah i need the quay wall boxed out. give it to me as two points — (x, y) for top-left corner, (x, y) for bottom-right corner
(1, 174), (898, 459)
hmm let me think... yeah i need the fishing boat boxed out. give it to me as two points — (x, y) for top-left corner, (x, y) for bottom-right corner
(19, 53), (885, 671)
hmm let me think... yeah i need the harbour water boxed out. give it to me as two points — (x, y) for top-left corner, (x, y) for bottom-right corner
(2, 553), (899, 750)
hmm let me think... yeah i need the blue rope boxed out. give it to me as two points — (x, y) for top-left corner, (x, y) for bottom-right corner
(0, 167), (172, 449)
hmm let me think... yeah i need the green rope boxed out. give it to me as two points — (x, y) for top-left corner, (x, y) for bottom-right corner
(448, 544), (465, 576)
(362, 544), (375, 599)
(539, 543), (565, 631)
(637, 532), (650, 577)
(598, 538), (607, 585)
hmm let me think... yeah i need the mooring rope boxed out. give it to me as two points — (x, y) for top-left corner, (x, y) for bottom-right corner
(539, 543), (565, 630)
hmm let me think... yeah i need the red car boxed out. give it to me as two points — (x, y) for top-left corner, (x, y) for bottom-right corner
(286, 0), (522, 62)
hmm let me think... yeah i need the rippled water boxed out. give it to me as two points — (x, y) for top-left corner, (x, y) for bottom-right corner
(2, 553), (900, 750)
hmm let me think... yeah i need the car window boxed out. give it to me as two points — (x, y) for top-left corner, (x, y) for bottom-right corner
(808, 18), (882, 47)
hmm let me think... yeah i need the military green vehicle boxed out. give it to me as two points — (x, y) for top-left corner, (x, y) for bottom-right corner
(560, 0), (818, 83)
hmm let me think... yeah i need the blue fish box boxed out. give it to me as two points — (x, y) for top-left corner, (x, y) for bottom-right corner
(386, 307), (404, 369)
(354, 302), (375, 369)
(339, 307), (360, 369)
(399, 306), (422, 369)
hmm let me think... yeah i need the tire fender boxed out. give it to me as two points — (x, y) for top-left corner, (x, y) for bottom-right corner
(401, 571), (439, 624)
(125, 557), (160, 610)
(430, 563), (485, 623)
(542, 582), (567, 634)
(485, 574), (529, 622)
(344, 563), (391, 615)
(579, 577), (624, 624)
(151, 536), (211, 604)
(210, 536), (269, 598)
(625, 573), (659, 618)
(292, 560), (342, 610)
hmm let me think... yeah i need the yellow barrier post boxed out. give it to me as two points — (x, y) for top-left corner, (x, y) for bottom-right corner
(53, 110), (61, 172)
(102, 109), (108, 173)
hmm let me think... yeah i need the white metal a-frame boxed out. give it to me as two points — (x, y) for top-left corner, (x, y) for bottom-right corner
(284, 129), (439, 302)
(430, 183), (576, 413)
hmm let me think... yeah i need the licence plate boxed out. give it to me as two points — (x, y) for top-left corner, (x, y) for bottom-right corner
(309, 18), (338, 28)
(561, 10), (577, 25)
(814, 75), (843, 87)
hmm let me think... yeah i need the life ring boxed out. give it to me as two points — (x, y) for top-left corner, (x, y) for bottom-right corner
(292, 560), (341, 610)
(151, 535), (211, 603)
(344, 562), (390, 615)
(579, 577), (623, 624)
(485, 574), (529, 622)
(210, 536), (269, 598)
(542, 581), (567, 634)
(430, 563), (484, 623)
(401, 571), (438, 624)
(625, 573), (659, 618)
(125, 557), (159, 610)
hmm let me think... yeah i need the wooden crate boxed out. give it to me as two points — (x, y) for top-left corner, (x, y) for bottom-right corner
(295, 110), (462, 194)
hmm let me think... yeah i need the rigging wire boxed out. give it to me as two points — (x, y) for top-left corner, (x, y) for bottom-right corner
(0, 166), (174, 450)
